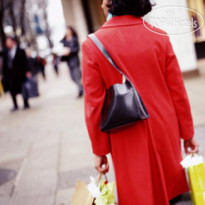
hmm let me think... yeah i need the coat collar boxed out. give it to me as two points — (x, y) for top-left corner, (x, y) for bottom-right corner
(102, 15), (144, 28)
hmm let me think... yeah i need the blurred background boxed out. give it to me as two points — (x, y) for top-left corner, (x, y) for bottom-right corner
(0, 0), (205, 205)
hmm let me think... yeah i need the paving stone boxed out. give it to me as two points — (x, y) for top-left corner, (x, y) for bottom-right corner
(0, 159), (23, 204)
(55, 188), (73, 205)
(58, 166), (96, 190)
(0, 169), (16, 186)
(9, 192), (55, 205)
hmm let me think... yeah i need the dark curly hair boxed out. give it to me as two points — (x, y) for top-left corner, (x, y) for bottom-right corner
(109, 0), (153, 17)
(67, 26), (78, 38)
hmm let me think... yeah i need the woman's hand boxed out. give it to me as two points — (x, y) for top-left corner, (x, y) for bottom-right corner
(95, 155), (109, 174)
(184, 137), (199, 155)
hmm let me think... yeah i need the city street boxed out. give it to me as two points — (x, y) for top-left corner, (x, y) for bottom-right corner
(0, 62), (204, 205)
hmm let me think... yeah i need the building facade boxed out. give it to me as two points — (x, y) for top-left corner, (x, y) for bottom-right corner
(61, 0), (205, 72)
(187, 0), (205, 59)
(61, 0), (105, 43)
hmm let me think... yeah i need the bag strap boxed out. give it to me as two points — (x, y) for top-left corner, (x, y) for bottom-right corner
(88, 34), (131, 83)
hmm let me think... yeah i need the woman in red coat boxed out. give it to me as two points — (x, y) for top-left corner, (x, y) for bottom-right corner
(82, 0), (199, 204)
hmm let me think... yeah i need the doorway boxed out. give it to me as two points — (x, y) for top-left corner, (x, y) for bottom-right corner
(81, 0), (106, 33)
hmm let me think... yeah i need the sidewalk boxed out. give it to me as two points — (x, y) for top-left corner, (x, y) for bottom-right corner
(0, 63), (115, 205)
(184, 59), (205, 127)
(0, 62), (204, 205)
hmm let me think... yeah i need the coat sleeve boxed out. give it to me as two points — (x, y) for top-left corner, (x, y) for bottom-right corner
(165, 37), (194, 141)
(82, 40), (110, 156)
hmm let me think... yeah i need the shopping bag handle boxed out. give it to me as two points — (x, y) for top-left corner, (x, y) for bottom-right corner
(95, 174), (102, 185)
(95, 173), (108, 185)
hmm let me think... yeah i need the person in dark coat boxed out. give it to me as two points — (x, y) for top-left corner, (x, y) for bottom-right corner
(36, 54), (47, 80)
(26, 48), (39, 78)
(0, 37), (31, 111)
(26, 48), (39, 77)
(61, 26), (83, 98)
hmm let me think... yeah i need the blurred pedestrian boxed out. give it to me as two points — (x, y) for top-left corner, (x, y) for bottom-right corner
(82, 0), (199, 205)
(36, 54), (47, 80)
(26, 48), (38, 77)
(0, 57), (4, 97)
(61, 26), (83, 98)
(0, 37), (31, 111)
(24, 48), (39, 99)
(52, 53), (59, 76)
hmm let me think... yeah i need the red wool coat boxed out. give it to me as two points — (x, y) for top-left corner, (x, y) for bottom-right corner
(82, 15), (194, 205)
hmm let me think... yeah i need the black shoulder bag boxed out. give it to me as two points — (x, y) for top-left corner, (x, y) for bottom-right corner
(88, 34), (149, 133)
